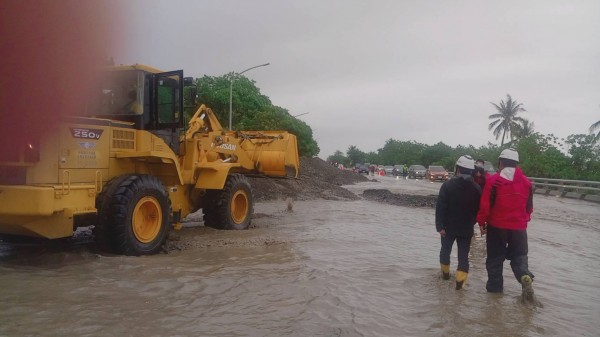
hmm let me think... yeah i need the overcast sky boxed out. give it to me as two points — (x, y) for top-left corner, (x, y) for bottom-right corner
(117, 1), (600, 159)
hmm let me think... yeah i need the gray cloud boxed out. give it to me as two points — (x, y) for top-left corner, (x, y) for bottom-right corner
(118, 0), (600, 158)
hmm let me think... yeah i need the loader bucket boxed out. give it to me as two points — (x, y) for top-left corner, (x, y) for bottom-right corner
(239, 131), (299, 178)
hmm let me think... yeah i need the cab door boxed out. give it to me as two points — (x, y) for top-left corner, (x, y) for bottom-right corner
(147, 70), (184, 154)
(149, 70), (183, 130)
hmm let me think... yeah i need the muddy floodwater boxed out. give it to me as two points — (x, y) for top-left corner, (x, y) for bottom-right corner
(1, 176), (599, 336)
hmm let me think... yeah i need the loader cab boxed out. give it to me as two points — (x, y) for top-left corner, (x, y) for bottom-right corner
(88, 66), (185, 154)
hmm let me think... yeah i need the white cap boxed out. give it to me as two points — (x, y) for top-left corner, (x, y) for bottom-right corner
(499, 148), (519, 162)
(456, 155), (475, 169)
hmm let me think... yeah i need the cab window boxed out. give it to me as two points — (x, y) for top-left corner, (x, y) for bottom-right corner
(89, 70), (145, 116)
(155, 74), (180, 125)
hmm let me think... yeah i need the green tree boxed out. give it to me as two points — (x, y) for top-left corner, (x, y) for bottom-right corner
(237, 106), (319, 157)
(365, 151), (380, 165)
(194, 74), (271, 126)
(278, 110), (320, 157)
(192, 75), (230, 120)
(422, 142), (453, 167)
(488, 94), (526, 146)
(346, 145), (366, 166)
(512, 118), (535, 140)
(377, 139), (425, 166)
(474, 142), (501, 164)
(565, 134), (600, 177)
(377, 139), (403, 165)
(192, 74), (319, 157)
(514, 133), (569, 178)
(326, 150), (349, 167)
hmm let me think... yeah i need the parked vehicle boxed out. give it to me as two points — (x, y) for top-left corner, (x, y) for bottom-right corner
(356, 164), (370, 174)
(426, 165), (449, 181)
(384, 166), (394, 175)
(408, 165), (427, 179)
(393, 164), (405, 176)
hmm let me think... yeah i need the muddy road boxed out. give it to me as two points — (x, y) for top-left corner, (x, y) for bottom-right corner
(1, 174), (599, 336)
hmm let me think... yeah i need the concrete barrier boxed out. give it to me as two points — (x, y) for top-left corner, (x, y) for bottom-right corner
(530, 178), (600, 203)
(584, 194), (600, 203)
(564, 191), (584, 200)
(548, 190), (562, 197)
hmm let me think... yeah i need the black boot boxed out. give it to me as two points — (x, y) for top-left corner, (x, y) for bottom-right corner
(441, 264), (450, 280)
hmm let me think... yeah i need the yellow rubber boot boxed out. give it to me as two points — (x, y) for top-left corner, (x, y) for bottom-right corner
(441, 264), (450, 280)
(521, 275), (535, 303)
(456, 271), (468, 290)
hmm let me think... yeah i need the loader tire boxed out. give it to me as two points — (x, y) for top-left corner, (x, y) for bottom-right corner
(202, 174), (253, 230)
(95, 175), (171, 255)
(94, 174), (133, 252)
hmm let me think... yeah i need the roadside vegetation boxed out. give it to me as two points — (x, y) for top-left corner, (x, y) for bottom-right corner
(328, 95), (600, 181)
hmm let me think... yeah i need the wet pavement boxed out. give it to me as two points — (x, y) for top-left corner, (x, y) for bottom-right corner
(1, 176), (599, 336)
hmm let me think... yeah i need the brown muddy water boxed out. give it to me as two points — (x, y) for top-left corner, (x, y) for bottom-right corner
(1, 176), (599, 336)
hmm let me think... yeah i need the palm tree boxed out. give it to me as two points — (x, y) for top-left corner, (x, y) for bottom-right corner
(512, 118), (535, 139)
(488, 94), (526, 146)
(590, 119), (600, 140)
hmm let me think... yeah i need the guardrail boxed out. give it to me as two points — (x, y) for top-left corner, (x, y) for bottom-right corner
(529, 177), (600, 203)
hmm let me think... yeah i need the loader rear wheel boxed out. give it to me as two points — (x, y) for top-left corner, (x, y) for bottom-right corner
(202, 174), (253, 230)
(95, 175), (171, 255)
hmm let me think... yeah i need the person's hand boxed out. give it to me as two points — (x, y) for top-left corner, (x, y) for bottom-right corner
(479, 224), (487, 237)
(439, 229), (446, 238)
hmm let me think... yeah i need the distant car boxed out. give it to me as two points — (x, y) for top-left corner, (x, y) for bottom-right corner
(408, 165), (426, 179)
(384, 166), (394, 175)
(356, 164), (369, 174)
(426, 165), (449, 182)
(393, 164), (405, 176)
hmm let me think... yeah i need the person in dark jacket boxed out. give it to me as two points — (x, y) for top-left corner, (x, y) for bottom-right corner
(435, 155), (482, 290)
(477, 148), (535, 302)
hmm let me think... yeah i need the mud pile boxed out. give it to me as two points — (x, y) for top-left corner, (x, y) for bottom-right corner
(362, 189), (438, 208)
(248, 157), (368, 201)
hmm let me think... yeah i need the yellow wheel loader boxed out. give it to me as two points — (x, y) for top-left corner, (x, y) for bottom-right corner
(0, 64), (299, 255)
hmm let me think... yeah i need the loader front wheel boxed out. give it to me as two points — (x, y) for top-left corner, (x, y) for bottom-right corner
(95, 175), (171, 255)
(132, 196), (163, 244)
(203, 174), (253, 230)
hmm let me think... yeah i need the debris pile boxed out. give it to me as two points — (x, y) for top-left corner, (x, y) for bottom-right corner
(362, 189), (438, 208)
(248, 157), (368, 201)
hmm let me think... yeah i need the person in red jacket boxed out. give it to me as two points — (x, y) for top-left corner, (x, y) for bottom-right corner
(477, 149), (535, 302)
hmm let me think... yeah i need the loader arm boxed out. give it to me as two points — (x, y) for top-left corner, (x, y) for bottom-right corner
(184, 104), (299, 180)
(185, 104), (223, 141)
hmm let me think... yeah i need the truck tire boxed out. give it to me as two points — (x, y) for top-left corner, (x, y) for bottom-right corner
(202, 174), (253, 230)
(94, 175), (171, 255)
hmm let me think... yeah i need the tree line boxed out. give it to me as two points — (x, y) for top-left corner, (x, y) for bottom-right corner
(328, 95), (600, 181)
